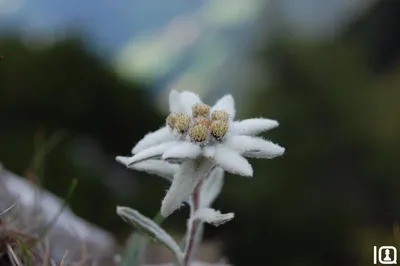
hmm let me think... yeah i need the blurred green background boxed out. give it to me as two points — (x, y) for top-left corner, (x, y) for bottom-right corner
(1, 0), (400, 265)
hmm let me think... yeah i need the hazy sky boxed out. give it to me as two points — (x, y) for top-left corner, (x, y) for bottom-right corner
(0, 0), (377, 51)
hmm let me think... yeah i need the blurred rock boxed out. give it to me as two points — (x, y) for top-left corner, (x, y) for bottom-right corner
(0, 164), (117, 265)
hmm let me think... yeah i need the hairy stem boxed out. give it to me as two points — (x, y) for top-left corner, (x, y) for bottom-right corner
(183, 180), (203, 266)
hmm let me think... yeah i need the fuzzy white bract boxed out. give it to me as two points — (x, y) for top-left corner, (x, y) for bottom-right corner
(116, 90), (285, 217)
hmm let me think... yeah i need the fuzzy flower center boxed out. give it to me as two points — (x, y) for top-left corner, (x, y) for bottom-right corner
(166, 114), (177, 129)
(189, 123), (209, 142)
(174, 113), (191, 133)
(210, 120), (229, 140)
(167, 104), (230, 143)
(195, 117), (212, 127)
(211, 110), (229, 121)
(192, 103), (211, 118)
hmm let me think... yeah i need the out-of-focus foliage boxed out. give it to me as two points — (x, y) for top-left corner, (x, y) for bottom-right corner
(0, 35), (166, 238)
(211, 1), (400, 266)
(343, 0), (400, 74)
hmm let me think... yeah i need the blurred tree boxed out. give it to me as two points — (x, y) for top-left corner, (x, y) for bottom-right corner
(0, 35), (166, 238)
(343, 0), (400, 74)
(215, 3), (400, 266)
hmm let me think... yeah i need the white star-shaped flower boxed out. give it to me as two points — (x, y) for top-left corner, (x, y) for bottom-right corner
(117, 90), (285, 217)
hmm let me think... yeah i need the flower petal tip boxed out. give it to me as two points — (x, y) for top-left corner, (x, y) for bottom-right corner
(116, 156), (130, 166)
(266, 144), (285, 158)
(160, 203), (175, 218)
(239, 164), (253, 177)
(270, 120), (279, 128)
(131, 146), (140, 155)
(161, 196), (186, 217)
(223, 94), (234, 101)
(275, 145), (285, 156)
(245, 168), (254, 177)
(160, 195), (177, 217)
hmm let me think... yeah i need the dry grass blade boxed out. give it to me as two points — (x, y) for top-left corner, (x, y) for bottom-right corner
(59, 250), (68, 266)
(0, 224), (36, 266)
(41, 237), (50, 266)
(0, 198), (19, 217)
(6, 244), (22, 266)
(36, 178), (78, 243)
(81, 241), (87, 262)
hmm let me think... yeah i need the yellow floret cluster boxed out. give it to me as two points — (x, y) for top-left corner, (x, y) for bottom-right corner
(166, 103), (230, 142)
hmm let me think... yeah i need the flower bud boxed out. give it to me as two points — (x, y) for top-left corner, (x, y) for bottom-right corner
(211, 110), (229, 121)
(166, 114), (177, 129)
(189, 124), (209, 142)
(175, 113), (191, 133)
(211, 120), (229, 140)
(195, 117), (212, 128)
(192, 103), (211, 117)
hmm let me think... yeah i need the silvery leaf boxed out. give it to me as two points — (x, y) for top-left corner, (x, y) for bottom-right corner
(116, 206), (183, 264)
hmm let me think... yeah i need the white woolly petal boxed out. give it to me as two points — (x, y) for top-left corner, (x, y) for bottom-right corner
(161, 160), (213, 217)
(169, 90), (185, 113)
(128, 141), (178, 165)
(202, 146), (216, 159)
(211, 95), (235, 120)
(162, 142), (202, 160)
(131, 127), (174, 154)
(115, 156), (131, 166)
(225, 135), (285, 159)
(128, 160), (178, 182)
(230, 118), (279, 136)
(179, 91), (202, 115)
(192, 208), (234, 227)
(212, 145), (253, 177)
(169, 90), (181, 113)
(161, 160), (198, 217)
(200, 167), (224, 208)
(242, 150), (286, 159)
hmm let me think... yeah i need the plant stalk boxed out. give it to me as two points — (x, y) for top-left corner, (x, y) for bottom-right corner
(182, 179), (203, 266)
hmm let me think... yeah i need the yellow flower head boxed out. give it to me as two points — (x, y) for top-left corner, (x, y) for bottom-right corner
(211, 110), (229, 121)
(174, 113), (191, 133)
(211, 120), (229, 140)
(192, 103), (211, 118)
(189, 124), (209, 142)
(195, 117), (212, 128)
(166, 114), (177, 129)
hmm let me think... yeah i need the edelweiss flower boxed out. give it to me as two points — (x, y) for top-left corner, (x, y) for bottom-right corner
(116, 90), (285, 217)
